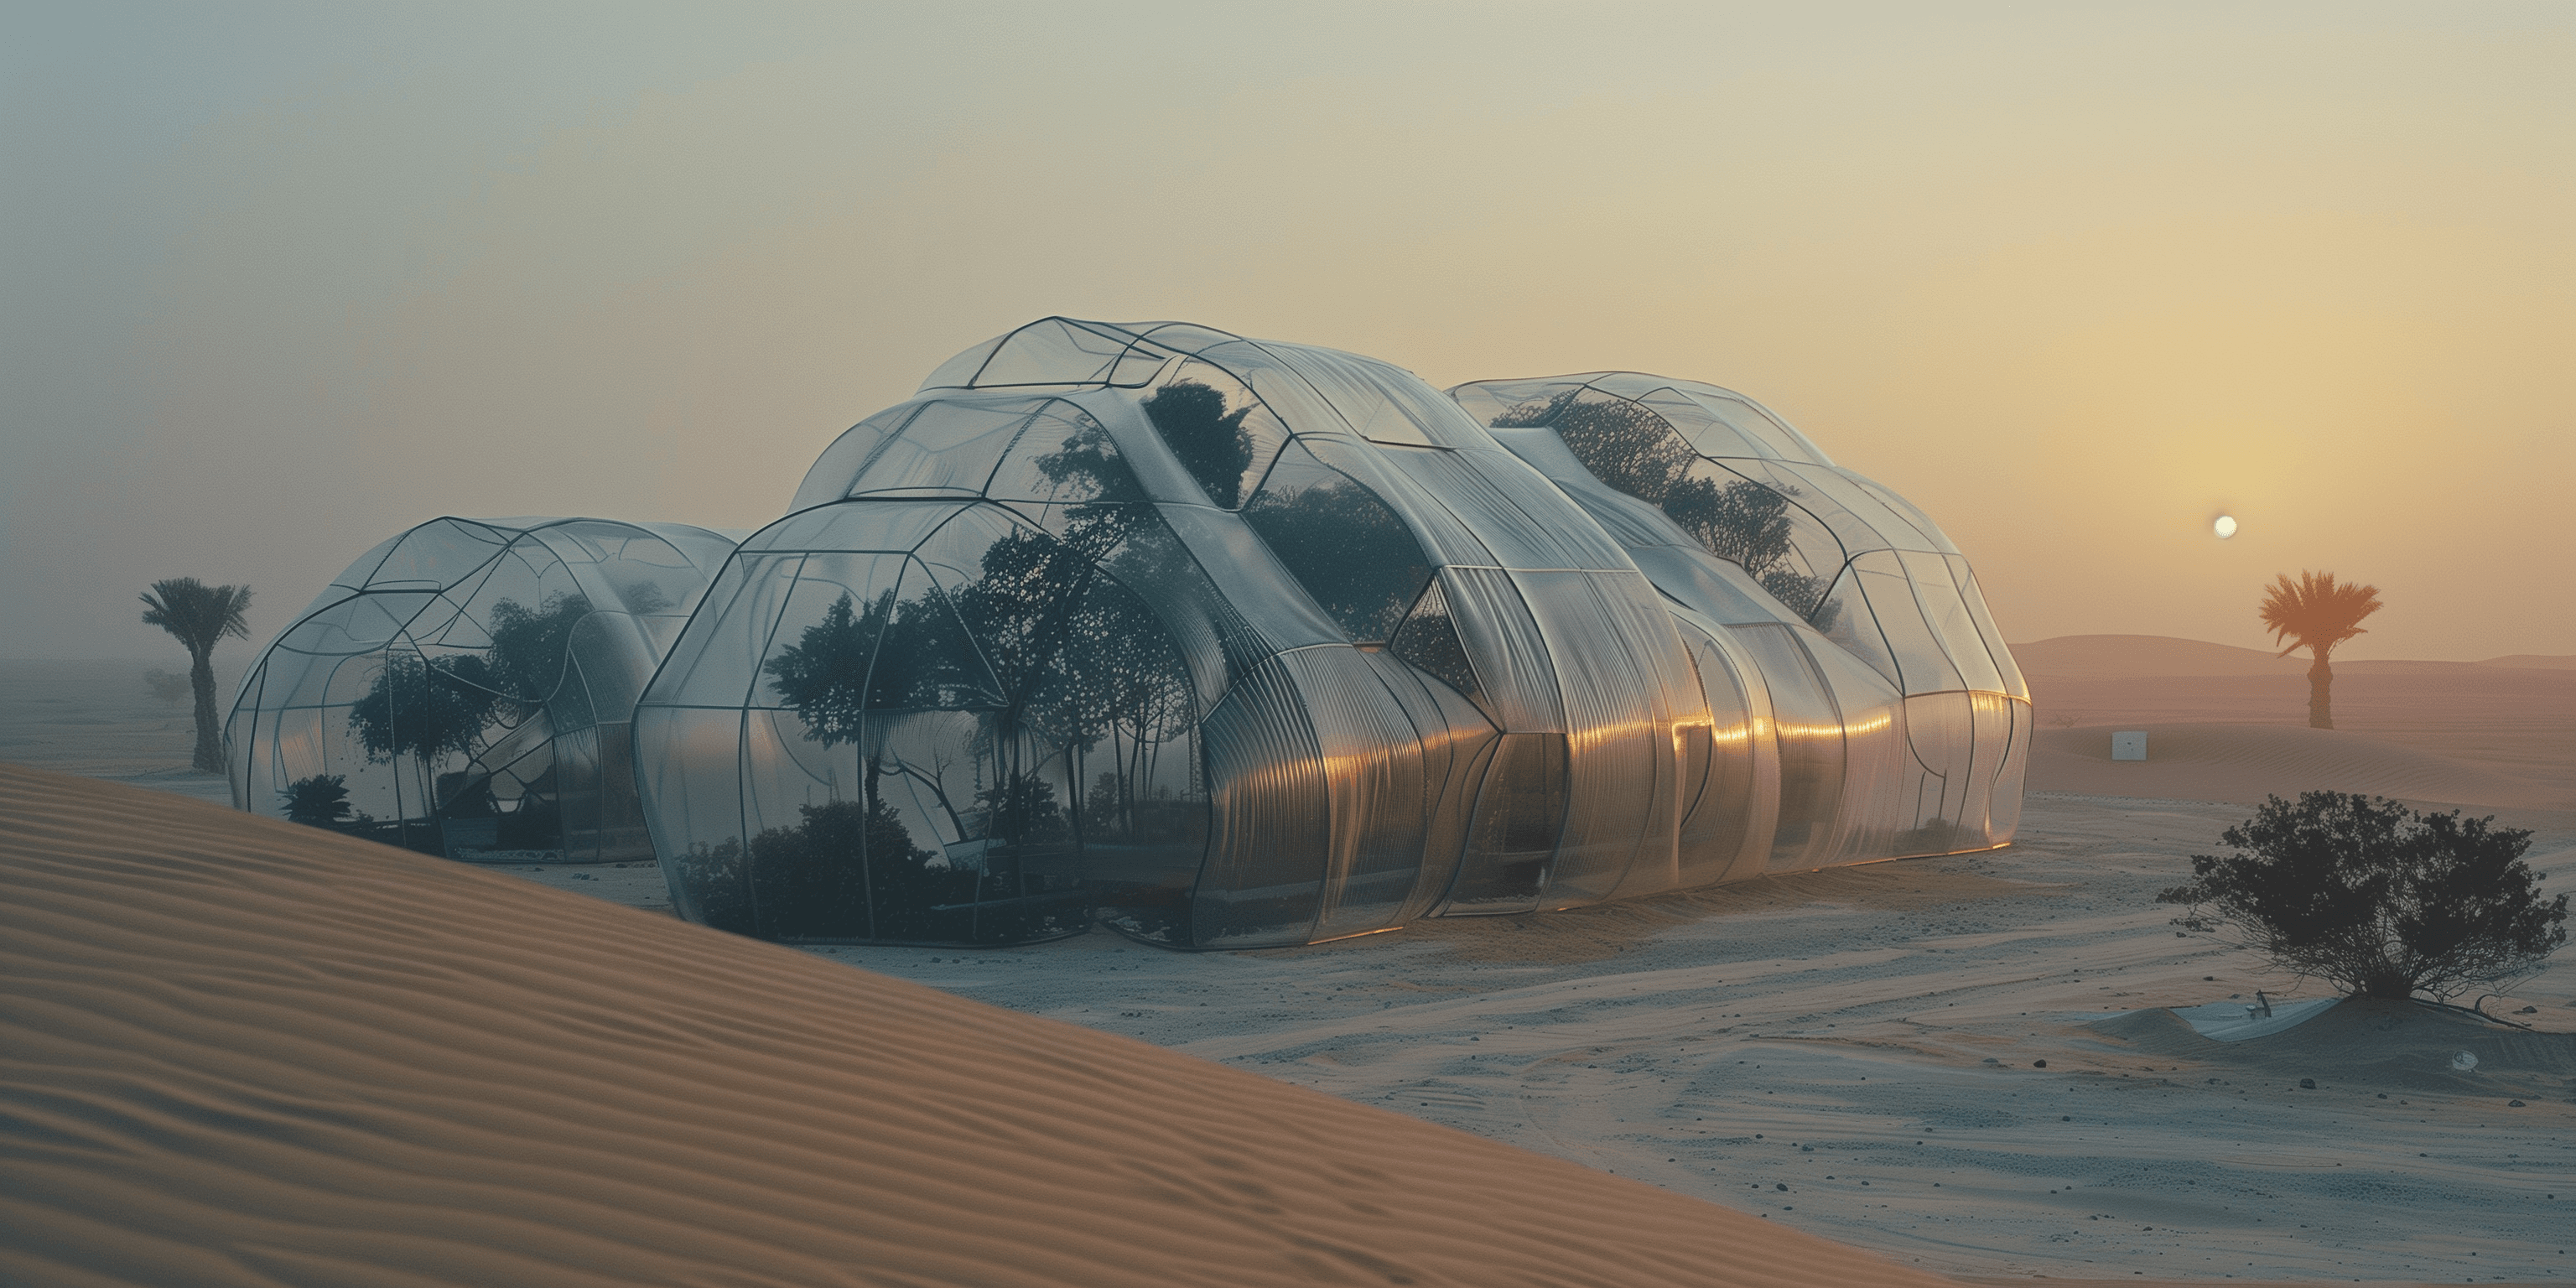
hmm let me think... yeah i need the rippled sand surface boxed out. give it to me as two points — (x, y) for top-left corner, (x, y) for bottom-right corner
(0, 762), (1955, 1288)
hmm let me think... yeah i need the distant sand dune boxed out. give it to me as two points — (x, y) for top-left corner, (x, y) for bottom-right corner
(2010, 634), (2310, 679)
(2029, 723), (2567, 809)
(0, 763), (1954, 1288)
(2012, 633), (2576, 679)
(2479, 653), (2576, 670)
(2009, 635), (2574, 805)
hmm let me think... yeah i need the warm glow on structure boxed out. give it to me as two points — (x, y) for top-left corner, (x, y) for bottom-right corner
(623, 320), (2031, 949)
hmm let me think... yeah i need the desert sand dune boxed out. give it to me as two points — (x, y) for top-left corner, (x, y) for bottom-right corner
(2481, 654), (2576, 670)
(768, 795), (2573, 1285)
(2012, 636), (2576, 805)
(0, 762), (1955, 1288)
(2013, 633), (2576, 679)
(8, 653), (2571, 1286)
(2011, 635), (2314, 679)
(2028, 722), (2569, 809)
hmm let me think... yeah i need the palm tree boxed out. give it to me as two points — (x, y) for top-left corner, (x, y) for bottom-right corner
(139, 578), (253, 773)
(2257, 571), (2381, 730)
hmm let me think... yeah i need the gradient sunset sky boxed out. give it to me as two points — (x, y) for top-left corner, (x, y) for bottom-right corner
(4, 3), (2568, 661)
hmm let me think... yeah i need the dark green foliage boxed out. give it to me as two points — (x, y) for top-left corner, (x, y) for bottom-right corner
(762, 593), (891, 747)
(1047, 572), (1195, 841)
(1758, 566), (1831, 624)
(1032, 416), (1145, 506)
(482, 593), (591, 711)
(140, 576), (253, 773)
(975, 771), (1065, 845)
(278, 774), (352, 827)
(758, 580), (1001, 742)
(1494, 390), (1692, 504)
(746, 797), (935, 939)
(496, 797), (560, 850)
(2158, 792), (2568, 1001)
(1662, 475), (1792, 580)
(748, 425), (1204, 944)
(1142, 380), (1254, 507)
(676, 837), (753, 932)
(1660, 474), (1829, 619)
(1242, 471), (1429, 642)
(1495, 391), (1830, 623)
(1390, 601), (1479, 700)
(943, 530), (1095, 713)
(347, 652), (500, 768)
(704, 797), (1082, 944)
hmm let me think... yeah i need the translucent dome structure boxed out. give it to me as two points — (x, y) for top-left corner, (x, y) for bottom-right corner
(228, 517), (737, 861)
(632, 319), (2028, 948)
(1449, 372), (2028, 863)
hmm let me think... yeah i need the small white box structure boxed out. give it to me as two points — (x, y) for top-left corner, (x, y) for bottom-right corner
(2111, 730), (2148, 761)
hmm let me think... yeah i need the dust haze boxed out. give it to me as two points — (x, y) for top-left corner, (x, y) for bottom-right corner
(5, 4), (2568, 667)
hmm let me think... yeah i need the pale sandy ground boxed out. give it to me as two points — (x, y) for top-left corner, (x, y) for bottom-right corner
(666, 797), (2574, 1286)
(0, 763), (1970, 1288)
(8, 646), (2573, 1285)
(2015, 636), (2576, 808)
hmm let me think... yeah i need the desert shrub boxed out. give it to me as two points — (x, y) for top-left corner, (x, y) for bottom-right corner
(2158, 791), (2567, 1002)
(675, 838), (751, 933)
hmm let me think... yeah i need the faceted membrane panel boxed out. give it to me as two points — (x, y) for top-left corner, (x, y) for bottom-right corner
(229, 517), (736, 865)
(631, 321), (2025, 948)
(1451, 368), (2028, 875)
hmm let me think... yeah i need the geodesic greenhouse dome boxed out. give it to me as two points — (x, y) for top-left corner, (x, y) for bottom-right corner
(1450, 371), (2029, 860)
(631, 319), (2028, 948)
(227, 517), (737, 862)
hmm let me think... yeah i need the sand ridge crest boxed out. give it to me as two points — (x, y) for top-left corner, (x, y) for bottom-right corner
(2, 762), (1969, 1288)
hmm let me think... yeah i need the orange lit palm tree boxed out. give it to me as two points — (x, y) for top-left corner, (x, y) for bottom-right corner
(140, 578), (253, 773)
(2257, 571), (2381, 730)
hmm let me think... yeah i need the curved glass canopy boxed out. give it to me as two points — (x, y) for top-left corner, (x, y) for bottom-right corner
(1451, 371), (2030, 866)
(227, 517), (737, 862)
(634, 320), (2028, 948)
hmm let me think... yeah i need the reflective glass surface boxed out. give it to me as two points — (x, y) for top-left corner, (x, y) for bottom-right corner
(228, 517), (736, 865)
(1451, 367), (2029, 878)
(628, 321), (2027, 948)
(1242, 443), (1433, 644)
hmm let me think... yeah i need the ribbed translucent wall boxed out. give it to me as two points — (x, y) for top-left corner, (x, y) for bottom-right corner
(227, 517), (737, 863)
(1449, 371), (2031, 866)
(634, 320), (2028, 948)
